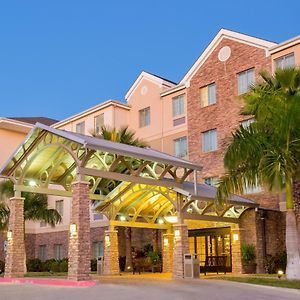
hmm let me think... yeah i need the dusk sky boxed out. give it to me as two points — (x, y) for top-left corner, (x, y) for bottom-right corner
(1, 0), (299, 121)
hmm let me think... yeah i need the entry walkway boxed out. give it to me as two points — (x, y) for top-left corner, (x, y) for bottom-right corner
(1, 276), (299, 300)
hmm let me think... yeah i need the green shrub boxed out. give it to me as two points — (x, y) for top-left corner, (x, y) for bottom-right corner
(119, 256), (126, 272)
(27, 259), (42, 272)
(50, 260), (61, 272)
(0, 260), (5, 274)
(59, 259), (68, 272)
(91, 259), (97, 272)
(241, 243), (256, 265)
(42, 259), (56, 272)
(264, 251), (287, 274)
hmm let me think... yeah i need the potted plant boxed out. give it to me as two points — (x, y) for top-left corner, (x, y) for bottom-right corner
(241, 243), (256, 274)
(147, 250), (162, 273)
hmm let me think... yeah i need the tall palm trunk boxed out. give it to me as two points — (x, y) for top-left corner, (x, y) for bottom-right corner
(285, 180), (300, 279)
(292, 179), (300, 252)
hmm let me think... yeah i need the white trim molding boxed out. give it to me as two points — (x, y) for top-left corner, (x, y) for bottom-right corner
(180, 29), (277, 86)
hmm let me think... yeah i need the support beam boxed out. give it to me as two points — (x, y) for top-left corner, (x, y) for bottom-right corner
(68, 181), (91, 281)
(5, 197), (25, 278)
(78, 166), (183, 189)
(14, 184), (105, 200)
(181, 212), (240, 224)
(110, 220), (170, 229)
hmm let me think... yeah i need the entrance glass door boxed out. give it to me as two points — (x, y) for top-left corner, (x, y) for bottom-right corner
(188, 227), (232, 272)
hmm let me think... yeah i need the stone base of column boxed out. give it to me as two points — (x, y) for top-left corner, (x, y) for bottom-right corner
(4, 197), (25, 278)
(68, 181), (91, 281)
(162, 233), (174, 273)
(231, 228), (242, 274)
(172, 224), (189, 279)
(103, 230), (120, 275)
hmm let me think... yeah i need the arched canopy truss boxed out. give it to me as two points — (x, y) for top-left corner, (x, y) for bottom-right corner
(0, 123), (258, 229)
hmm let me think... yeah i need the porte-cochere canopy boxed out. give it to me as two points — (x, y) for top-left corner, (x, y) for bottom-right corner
(0, 123), (257, 227)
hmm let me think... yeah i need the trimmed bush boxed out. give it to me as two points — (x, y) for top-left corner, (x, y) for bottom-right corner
(0, 260), (5, 274)
(27, 258), (43, 272)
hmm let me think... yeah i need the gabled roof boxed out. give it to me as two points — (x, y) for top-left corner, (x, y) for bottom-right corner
(269, 35), (300, 54)
(125, 71), (176, 100)
(180, 28), (277, 86)
(8, 117), (58, 126)
(53, 99), (130, 129)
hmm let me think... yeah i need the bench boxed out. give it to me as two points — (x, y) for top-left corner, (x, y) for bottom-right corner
(202, 255), (227, 275)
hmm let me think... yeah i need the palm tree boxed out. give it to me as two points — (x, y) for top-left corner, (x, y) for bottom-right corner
(0, 180), (62, 271)
(216, 67), (300, 280)
(93, 125), (147, 148)
(93, 125), (148, 271)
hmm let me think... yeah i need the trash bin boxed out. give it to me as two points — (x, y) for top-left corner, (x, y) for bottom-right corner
(184, 254), (200, 278)
(97, 256), (104, 275)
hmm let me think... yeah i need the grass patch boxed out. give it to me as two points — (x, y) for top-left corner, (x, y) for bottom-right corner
(25, 272), (67, 277)
(215, 275), (300, 289)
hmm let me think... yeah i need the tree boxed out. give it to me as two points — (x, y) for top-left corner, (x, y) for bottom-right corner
(94, 125), (147, 271)
(216, 67), (300, 279)
(0, 180), (62, 272)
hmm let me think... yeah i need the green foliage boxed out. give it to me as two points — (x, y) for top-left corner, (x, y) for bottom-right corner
(0, 180), (62, 231)
(241, 243), (256, 265)
(91, 259), (97, 272)
(216, 67), (300, 209)
(0, 260), (5, 274)
(264, 251), (287, 274)
(26, 258), (68, 273)
(147, 250), (162, 265)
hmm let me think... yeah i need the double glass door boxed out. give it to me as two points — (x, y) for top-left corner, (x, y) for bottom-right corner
(188, 227), (232, 272)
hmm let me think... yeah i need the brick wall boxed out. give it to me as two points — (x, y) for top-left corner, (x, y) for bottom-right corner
(186, 37), (280, 210)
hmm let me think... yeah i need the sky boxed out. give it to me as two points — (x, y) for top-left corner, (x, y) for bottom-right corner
(0, 0), (300, 121)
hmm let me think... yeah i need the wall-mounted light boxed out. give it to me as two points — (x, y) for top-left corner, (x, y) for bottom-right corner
(163, 238), (169, 246)
(7, 230), (12, 241)
(28, 180), (37, 187)
(70, 223), (77, 236)
(233, 233), (239, 241)
(119, 215), (126, 221)
(105, 235), (110, 246)
(157, 218), (164, 224)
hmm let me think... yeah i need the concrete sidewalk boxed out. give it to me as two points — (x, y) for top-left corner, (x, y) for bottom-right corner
(1, 277), (299, 300)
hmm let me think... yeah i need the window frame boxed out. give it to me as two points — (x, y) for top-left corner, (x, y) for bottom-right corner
(237, 68), (255, 95)
(200, 83), (216, 107)
(54, 244), (63, 260)
(174, 136), (188, 158)
(55, 199), (64, 217)
(139, 107), (151, 128)
(94, 113), (104, 135)
(202, 129), (217, 153)
(172, 94), (185, 118)
(274, 52), (295, 70)
(76, 121), (85, 134)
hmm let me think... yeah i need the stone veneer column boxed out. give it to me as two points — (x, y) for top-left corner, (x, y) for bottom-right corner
(172, 224), (189, 279)
(103, 227), (119, 275)
(5, 197), (25, 278)
(162, 233), (174, 273)
(231, 228), (242, 274)
(68, 181), (91, 281)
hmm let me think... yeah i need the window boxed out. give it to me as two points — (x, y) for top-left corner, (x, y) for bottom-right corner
(174, 136), (187, 158)
(39, 245), (47, 262)
(240, 118), (255, 129)
(275, 53), (295, 69)
(92, 241), (104, 259)
(172, 94), (185, 117)
(200, 83), (216, 107)
(202, 129), (217, 152)
(55, 200), (64, 217)
(204, 177), (219, 187)
(54, 244), (63, 260)
(238, 68), (255, 95)
(76, 121), (85, 134)
(94, 114), (104, 135)
(139, 107), (150, 127)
